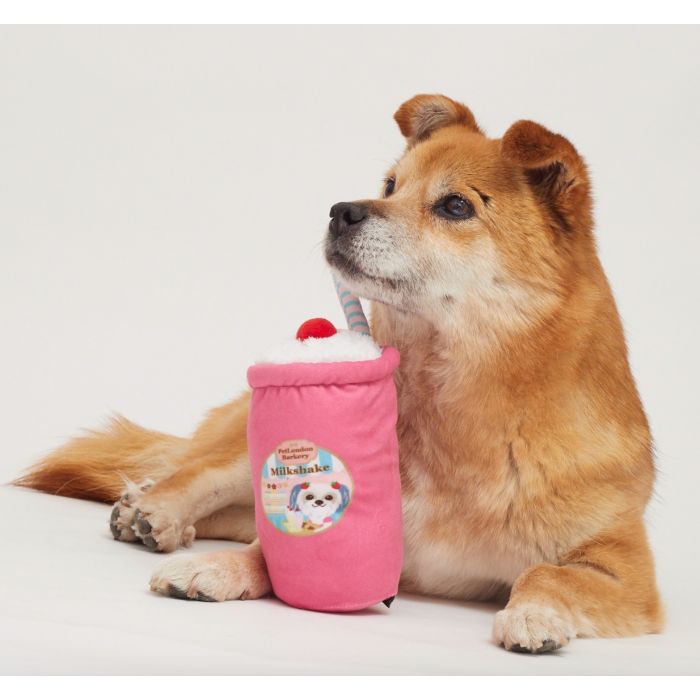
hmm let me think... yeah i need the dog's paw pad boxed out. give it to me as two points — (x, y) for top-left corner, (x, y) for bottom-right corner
(108, 481), (153, 543)
(166, 584), (217, 603)
(134, 508), (152, 534)
(142, 534), (159, 551)
(509, 639), (563, 654)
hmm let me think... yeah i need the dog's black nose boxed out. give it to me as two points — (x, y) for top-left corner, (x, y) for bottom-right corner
(329, 201), (368, 238)
(314, 499), (324, 506)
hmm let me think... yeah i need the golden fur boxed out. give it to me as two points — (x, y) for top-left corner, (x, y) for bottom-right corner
(15, 94), (662, 652)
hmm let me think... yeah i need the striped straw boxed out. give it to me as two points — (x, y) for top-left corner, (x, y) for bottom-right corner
(334, 277), (371, 335)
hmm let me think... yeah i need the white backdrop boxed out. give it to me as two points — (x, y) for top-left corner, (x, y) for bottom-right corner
(1, 26), (698, 674)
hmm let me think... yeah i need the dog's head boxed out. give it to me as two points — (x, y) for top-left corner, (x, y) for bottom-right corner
(325, 94), (594, 338)
(289, 481), (350, 520)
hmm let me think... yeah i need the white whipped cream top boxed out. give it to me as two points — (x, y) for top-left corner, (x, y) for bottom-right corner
(256, 329), (381, 365)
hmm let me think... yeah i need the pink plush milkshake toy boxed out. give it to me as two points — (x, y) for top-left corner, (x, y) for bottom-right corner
(246, 280), (402, 612)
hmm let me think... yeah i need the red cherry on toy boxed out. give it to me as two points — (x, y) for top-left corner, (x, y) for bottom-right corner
(296, 318), (337, 341)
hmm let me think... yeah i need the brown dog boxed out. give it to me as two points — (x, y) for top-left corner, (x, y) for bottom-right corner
(16, 94), (663, 652)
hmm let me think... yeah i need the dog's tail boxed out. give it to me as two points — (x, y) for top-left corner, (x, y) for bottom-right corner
(12, 415), (187, 503)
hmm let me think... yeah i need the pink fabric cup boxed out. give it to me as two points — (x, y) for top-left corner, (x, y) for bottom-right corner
(247, 346), (402, 612)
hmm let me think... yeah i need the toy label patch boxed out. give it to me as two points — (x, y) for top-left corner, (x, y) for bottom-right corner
(261, 440), (353, 536)
(275, 439), (318, 467)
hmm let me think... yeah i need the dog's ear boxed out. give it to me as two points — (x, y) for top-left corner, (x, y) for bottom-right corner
(288, 483), (302, 510)
(501, 120), (591, 233)
(394, 94), (481, 145)
(338, 484), (351, 511)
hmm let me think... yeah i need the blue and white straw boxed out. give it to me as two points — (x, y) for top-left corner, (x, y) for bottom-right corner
(334, 277), (371, 335)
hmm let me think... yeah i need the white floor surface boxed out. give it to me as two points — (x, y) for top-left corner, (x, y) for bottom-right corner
(1, 487), (696, 675)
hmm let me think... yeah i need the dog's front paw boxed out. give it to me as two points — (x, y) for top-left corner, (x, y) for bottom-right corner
(130, 498), (196, 553)
(109, 479), (155, 542)
(492, 603), (574, 653)
(149, 550), (272, 602)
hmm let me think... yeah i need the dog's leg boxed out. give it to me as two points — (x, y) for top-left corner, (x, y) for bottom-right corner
(192, 505), (257, 543)
(493, 518), (663, 653)
(127, 394), (254, 552)
(149, 540), (271, 602)
(131, 454), (252, 552)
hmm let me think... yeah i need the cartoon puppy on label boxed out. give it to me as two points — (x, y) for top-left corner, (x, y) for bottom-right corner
(287, 480), (351, 533)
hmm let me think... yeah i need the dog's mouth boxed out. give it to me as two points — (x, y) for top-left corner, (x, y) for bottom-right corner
(325, 244), (401, 291)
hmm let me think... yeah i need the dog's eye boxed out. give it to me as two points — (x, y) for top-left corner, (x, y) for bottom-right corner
(383, 177), (396, 198)
(305, 494), (314, 501)
(435, 194), (474, 220)
(324, 494), (334, 501)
